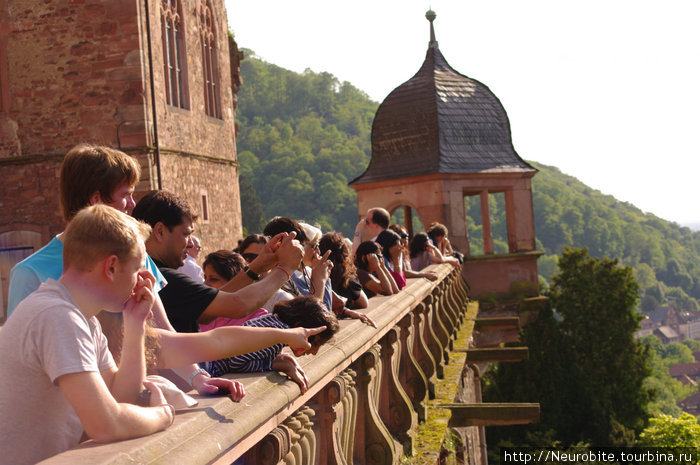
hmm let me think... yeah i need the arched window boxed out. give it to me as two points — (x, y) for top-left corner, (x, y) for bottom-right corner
(199, 1), (221, 119)
(161, 0), (189, 109)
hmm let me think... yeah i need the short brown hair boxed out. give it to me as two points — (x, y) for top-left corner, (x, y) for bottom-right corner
(59, 144), (140, 222)
(63, 204), (151, 272)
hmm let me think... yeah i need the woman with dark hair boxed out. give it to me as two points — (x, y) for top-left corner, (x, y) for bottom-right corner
(318, 232), (369, 309)
(204, 296), (339, 393)
(375, 229), (407, 290)
(427, 222), (463, 265)
(200, 250), (268, 330)
(202, 250), (246, 288)
(389, 224), (438, 281)
(238, 233), (268, 264)
(354, 241), (399, 296)
(409, 232), (448, 271)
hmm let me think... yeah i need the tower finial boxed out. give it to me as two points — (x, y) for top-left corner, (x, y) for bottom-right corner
(425, 9), (438, 48)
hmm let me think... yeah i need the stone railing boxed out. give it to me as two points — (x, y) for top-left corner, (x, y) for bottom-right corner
(41, 264), (470, 465)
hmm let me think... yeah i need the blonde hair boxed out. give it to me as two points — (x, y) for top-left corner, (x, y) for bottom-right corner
(63, 204), (151, 271)
(60, 144), (140, 222)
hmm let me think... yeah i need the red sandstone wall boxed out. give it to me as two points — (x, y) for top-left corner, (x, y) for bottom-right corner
(146, 0), (237, 161)
(2, 0), (146, 157)
(157, 152), (242, 256)
(0, 0), (242, 253)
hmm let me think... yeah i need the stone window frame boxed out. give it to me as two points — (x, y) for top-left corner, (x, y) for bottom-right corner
(199, 0), (222, 119)
(200, 188), (210, 224)
(161, 0), (190, 109)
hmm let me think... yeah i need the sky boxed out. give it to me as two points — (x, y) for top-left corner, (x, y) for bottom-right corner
(225, 1), (700, 227)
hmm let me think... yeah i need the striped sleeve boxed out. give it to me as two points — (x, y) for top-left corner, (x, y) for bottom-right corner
(207, 314), (288, 374)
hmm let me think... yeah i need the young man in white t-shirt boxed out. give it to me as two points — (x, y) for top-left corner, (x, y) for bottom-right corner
(0, 205), (174, 465)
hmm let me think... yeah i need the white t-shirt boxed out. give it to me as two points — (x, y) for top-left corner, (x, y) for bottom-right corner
(0, 279), (115, 465)
(177, 255), (205, 283)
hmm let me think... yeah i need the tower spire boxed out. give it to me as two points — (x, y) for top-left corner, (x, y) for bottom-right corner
(426, 9), (438, 48)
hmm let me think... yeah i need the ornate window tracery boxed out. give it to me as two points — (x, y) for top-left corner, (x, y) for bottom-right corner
(199, 1), (221, 119)
(161, 0), (189, 109)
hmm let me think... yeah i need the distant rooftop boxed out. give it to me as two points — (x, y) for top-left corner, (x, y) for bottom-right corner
(352, 10), (534, 185)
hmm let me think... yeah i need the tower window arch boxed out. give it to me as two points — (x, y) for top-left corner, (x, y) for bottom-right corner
(161, 0), (190, 109)
(199, 1), (221, 119)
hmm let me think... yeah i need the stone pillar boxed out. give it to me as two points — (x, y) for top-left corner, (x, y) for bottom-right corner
(352, 346), (397, 465)
(397, 313), (428, 421)
(378, 327), (417, 455)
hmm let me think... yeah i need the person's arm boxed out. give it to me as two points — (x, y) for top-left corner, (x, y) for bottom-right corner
(154, 325), (328, 369)
(198, 233), (303, 322)
(108, 271), (154, 403)
(350, 218), (368, 257)
(273, 353), (309, 393)
(310, 250), (332, 301)
(7, 263), (41, 317)
(350, 288), (369, 309)
(428, 244), (459, 267)
(373, 254), (399, 294)
(58, 370), (173, 443)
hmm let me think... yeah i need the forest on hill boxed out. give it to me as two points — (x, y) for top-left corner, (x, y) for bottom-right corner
(235, 52), (700, 313)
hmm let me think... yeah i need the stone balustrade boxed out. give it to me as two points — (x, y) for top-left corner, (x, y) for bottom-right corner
(40, 264), (470, 465)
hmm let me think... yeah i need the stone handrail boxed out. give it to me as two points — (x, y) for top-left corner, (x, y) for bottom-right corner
(40, 264), (470, 465)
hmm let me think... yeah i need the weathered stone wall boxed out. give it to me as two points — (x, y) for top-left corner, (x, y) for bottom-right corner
(0, 157), (63, 242)
(158, 150), (242, 253)
(0, 0), (242, 255)
(1, 0), (146, 157)
(150, 1), (237, 162)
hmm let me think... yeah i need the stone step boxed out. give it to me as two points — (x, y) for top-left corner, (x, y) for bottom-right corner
(458, 347), (529, 363)
(442, 403), (540, 427)
(473, 316), (520, 331)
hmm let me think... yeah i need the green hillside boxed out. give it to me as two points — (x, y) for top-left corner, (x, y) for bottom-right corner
(235, 53), (700, 311)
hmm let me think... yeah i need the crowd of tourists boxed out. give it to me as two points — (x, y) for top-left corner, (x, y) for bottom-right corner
(0, 144), (461, 464)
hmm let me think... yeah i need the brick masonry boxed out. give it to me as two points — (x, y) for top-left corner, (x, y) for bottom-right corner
(0, 0), (243, 251)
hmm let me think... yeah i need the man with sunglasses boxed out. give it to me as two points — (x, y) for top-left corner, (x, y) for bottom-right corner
(350, 207), (390, 256)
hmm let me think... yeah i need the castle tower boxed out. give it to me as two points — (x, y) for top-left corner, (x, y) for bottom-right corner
(0, 0), (243, 319)
(350, 10), (541, 297)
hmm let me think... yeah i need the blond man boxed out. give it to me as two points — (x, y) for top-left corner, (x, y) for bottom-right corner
(0, 206), (173, 465)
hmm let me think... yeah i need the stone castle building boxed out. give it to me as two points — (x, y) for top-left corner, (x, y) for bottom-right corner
(0, 0), (243, 320)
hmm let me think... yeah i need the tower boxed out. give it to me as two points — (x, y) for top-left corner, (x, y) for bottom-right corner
(350, 10), (541, 297)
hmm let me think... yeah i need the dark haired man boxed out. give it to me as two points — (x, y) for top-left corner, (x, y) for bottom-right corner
(132, 190), (303, 334)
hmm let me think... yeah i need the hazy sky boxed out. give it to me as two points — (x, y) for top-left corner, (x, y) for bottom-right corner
(226, 1), (700, 226)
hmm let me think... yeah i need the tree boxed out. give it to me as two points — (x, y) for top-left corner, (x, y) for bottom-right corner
(549, 247), (651, 445)
(239, 174), (266, 234)
(638, 413), (700, 459)
(484, 247), (652, 448)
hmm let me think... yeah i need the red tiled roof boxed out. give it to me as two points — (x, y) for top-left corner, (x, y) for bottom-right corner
(669, 362), (700, 378)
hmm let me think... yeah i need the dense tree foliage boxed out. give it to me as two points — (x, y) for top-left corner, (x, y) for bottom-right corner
(236, 51), (376, 234)
(483, 248), (652, 447)
(234, 54), (699, 308)
(529, 162), (700, 309)
(638, 413), (700, 451)
(640, 336), (697, 416)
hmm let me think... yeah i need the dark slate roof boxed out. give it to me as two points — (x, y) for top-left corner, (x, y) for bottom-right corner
(352, 22), (534, 185)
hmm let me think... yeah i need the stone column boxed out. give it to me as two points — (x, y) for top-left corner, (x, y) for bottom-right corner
(378, 327), (417, 455)
(352, 345), (397, 465)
